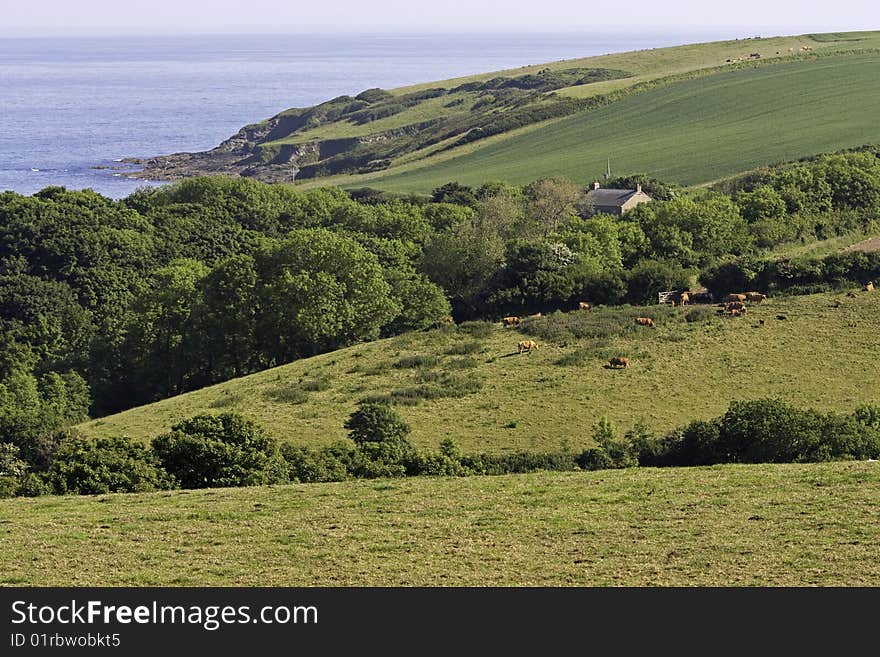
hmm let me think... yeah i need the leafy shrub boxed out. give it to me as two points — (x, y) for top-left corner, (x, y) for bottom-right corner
(344, 402), (416, 478)
(48, 434), (174, 495)
(0, 443), (30, 498)
(577, 447), (614, 470)
(462, 451), (578, 475)
(152, 413), (288, 488)
(281, 442), (352, 483)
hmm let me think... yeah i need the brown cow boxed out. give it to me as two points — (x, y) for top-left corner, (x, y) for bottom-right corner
(679, 291), (690, 306)
(438, 315), (454, 326)
(864, 281), (875, 292)
(725, 293), (747, 303)
(730, 309), (742, 317)
(745, 292), (767, 303)
(635, 317), (655, 328)
(578, 301), (591, 311)
(609, 356), (629, 369)
(518, 340), (539, 354)
(502, 316), (521, 327)
(725, 301), (746, 312)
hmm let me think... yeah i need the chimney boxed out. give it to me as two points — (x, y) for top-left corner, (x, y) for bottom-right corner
(636, 183), (642, 193)
(593, 181), (600, 190)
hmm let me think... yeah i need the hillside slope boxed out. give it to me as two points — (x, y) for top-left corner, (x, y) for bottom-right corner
(126, 31), (880, 188)
(80, 290), (880, 452)
(360, 53), (880, 191)
(3, 462), (878, 585)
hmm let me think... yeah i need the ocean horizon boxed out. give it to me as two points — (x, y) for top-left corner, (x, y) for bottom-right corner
(1, 30), (766, 198)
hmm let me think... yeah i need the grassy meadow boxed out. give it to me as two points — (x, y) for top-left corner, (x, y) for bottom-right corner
(362, 54), (880, 191)
(2, 462), (878, 586)
(79, 289), (880, 453)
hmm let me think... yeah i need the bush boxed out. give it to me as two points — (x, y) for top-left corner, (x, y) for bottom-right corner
(411, 452), (470, 476)
(462, 451), (578, 475)
(48, 434), (174, 495)
(152, 413), (288, 489)
(344, 402), (416, 477)
(0, 442), (48, 497)
(281, 442), (352, 483)
(577, 447), (613, 470)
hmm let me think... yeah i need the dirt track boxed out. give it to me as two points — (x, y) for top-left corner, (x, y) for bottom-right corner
(844, 237), (880, 253)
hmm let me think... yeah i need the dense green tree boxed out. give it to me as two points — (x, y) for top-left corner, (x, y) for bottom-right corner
(48, 434), (174, 494)
(193, 254), (260, 380)
(523, 176), (584, 236)
(121, 259), (209, 400)
(256, 229), (398, 362)
(152, 413), (287, 488)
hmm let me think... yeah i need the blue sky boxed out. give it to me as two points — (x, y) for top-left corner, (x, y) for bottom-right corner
(2, 0), (879, 35)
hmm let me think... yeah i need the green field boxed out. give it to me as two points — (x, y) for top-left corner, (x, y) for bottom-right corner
(2, 462), (878, 586)
(363, 54), (880, 191)
(79, 290), (880, 453)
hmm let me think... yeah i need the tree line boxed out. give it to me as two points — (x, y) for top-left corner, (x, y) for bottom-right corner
(1, 147), (879, 447)
(3, 398), (879, 497)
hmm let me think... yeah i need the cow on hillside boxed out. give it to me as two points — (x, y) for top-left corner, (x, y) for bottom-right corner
(518, 340), (539, 354)
(635, 317), (655, 328)
(609, 356), (629, 369)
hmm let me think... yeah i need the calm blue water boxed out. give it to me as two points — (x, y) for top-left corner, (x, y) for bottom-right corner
(0, 31), (743, 198)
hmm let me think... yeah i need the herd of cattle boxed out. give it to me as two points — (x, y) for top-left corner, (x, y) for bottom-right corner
(441, 280), (876, 368)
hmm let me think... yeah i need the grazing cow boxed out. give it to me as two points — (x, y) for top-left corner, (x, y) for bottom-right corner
(725, 301), (746, 312)
(725, 293), (747, 303)
(679, 291), (690, 306)
(578, 301), (591, 311)
(438, 315), (454, 326)
(502, 316), (521, 327)
(609, 356), (629, 369)
(745, 292), (767, 303)
(635, 317), (655, 328)
(518, 339), (539, 354)
(864, 281), (875, 292)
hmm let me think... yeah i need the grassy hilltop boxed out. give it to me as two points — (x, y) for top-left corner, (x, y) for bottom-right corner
(79, 290), (880, 453)
(363, 54), (880, 191)
(3, 462), (879, 586)
(132, 30), (880, 192)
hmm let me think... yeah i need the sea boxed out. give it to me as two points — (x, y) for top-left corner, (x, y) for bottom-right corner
(0, 30), (755, 198)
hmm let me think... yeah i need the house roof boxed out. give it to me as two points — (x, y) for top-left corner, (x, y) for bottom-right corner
(586, 188), (643, 207)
